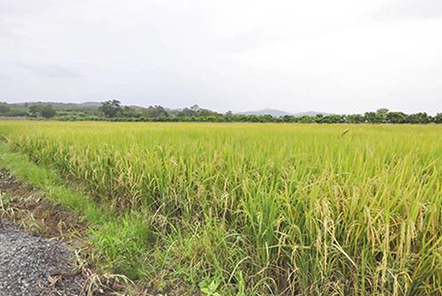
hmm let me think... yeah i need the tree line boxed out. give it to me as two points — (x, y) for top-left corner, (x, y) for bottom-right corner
(65, 101), (442, 124)
(1, 101), (442, 124)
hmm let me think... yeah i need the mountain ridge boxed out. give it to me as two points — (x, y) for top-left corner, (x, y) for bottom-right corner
(8, 102), (329, 117)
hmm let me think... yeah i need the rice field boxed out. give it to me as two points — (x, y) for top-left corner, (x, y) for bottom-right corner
(1, 121), (442, 295)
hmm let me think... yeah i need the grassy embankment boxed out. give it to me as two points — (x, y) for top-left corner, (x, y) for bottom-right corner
(1, 121), (442, 295)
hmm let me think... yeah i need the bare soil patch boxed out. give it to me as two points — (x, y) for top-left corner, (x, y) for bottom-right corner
(0, 169), (86, 238)
(0, 169), (87, 295)
(0, 169), (129, 296)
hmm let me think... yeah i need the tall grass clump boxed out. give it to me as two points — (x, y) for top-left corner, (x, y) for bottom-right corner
(1, 120), (442, 295)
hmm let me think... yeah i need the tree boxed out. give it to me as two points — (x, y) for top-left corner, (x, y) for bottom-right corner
(387, 112), (407, 124)
(178, 107), (199, 117)
(363, 109), (389, 123)
(39, 105), (56, 118)
(364, 112), (380, 123)
(28, 104), (56, 118)
(346, 114), (364, 123)
(0, 103), (10, 114)
(298, 115), (314, 123)
(198, 109), (210, 116)
(281, 115), (295, 123)
(434, 113), (442, 124)
(190, 104), (200, 112)
(376, 108), (389, 123)
(99, 100), (122, 118)
(121, 106), (138, 118)
(144, 105), (169, 118)
(29, 105), (41, 117)
(408, 112), (430, 124)
(200, 109), (221, 116)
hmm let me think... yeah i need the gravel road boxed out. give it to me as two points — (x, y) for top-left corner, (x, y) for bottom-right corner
(0, 221), (84, 296)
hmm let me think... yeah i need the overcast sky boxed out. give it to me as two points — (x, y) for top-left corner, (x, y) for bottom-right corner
(1, 0), (441, 114)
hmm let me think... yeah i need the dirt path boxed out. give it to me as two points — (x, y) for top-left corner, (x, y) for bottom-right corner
(0, 169), (85, 296)
(0, 168), (132, 296)
(0, 221), (84, 296)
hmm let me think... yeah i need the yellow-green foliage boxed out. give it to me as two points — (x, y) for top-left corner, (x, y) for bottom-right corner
(1, 121), (442, 295)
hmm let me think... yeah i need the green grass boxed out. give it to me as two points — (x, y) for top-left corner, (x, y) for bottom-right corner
(0, 142), (148, 279)
(0, 143), (106, 223)
(1, 120), (442, 295)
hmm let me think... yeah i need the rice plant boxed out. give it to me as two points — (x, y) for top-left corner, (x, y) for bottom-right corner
(1, 120), (442, 295)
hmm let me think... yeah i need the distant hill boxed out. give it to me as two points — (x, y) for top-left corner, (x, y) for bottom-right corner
(236, 109), (292, 117)
(236, 109), (329, 117)
(12, 101), (147, 110)
(7, 102), (329, 118)
(13, 101), (102, 110)
(78, 102), (102, 108)
(292, 111), (331, 117)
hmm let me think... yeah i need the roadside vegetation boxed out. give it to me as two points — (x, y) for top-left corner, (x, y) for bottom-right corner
(1, 121), (442, 295)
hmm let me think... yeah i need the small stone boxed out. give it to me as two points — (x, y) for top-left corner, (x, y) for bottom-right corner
(0, 221), (83, 296)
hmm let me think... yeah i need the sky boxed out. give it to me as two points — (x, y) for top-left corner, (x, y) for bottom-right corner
(0, 0), (442, 114)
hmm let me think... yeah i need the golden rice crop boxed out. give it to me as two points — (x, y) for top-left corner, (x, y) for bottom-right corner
(1, 120), (442, 295)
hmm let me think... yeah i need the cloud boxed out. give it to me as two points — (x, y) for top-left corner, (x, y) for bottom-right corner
(376, 0), (442, 20)
(0, 1), (52, 38)
(15, 63), (81, 78)
(0, 0), (441, 114)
